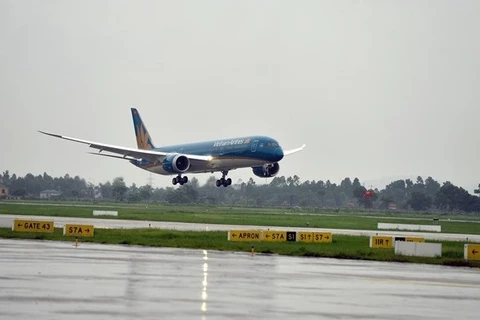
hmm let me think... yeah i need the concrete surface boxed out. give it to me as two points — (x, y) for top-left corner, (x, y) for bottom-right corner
(1, 239), (479, 320)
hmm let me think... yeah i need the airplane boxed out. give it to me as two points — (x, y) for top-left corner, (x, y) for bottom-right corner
(39, 108), (305, 187)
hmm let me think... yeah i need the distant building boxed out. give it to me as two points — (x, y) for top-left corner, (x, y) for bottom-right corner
(347, 201), (357, 208)
(40, 189), (62, 199)
(388, 203), (397, 210)
(93, 186), (102, 199)
(0, 186), (8, 199)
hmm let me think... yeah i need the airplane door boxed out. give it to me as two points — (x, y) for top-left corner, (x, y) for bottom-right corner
(251, 140), (259, 152)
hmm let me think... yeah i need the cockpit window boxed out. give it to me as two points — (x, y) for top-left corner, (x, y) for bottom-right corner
(266, 142), (278, 147)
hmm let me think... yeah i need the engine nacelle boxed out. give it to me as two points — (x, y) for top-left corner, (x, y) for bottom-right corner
(162, 154), (190, 173)
(252, 162), (280, 178)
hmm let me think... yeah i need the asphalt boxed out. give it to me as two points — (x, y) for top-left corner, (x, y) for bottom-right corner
(1, 239), (479, 320)
(1, 214), (479, 242)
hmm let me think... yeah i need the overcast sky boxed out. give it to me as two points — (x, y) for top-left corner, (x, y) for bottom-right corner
(1, 1), (479, 191)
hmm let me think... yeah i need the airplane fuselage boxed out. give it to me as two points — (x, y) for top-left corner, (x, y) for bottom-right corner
(39, 108), (304, 187)
(131, 135), (284, 175)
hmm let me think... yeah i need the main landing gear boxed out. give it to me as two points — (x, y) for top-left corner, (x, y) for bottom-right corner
(216, 171), (232, 187)
(172, 175), (188, 186)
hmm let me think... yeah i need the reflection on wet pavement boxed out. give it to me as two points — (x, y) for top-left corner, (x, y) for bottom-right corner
(1, 239), (479, 320)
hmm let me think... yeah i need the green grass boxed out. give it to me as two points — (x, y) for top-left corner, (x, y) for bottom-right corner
(1, 202), (480, 235)
(1, 227), (479, 268)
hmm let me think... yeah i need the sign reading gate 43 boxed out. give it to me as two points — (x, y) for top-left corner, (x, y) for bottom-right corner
(13, 219), (54, 233)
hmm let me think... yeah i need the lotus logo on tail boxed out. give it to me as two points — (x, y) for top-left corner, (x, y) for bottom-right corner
(136, 124), (154, 150)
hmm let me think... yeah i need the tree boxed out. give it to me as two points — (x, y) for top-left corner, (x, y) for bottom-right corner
(353, 186), (367, 206)
(425, 177), (440, 199)
(270, 176), (286, 188)
(352, 177), (361, 190)
(99, 181), (113, 199)
(190, 177), (200, 189)
(379, 195), (394, 209)
(165, 187), (194, 204)
(362, 189), (377, 209)
(407, 192), (432, 211)
(1, 170), (10, 186)
(474, 184), (480, 196)
(416, 176), (424, 185)
(317, 189), (326, 207)
(434, 181), (477, 212)
(12, 189), (26, 197)
(340, 177), (352, 195)
(139, 185), (153, 201)
(112, 177), (128, 201)
(383, 180), (407, 204)
(126, 183), (141, 202)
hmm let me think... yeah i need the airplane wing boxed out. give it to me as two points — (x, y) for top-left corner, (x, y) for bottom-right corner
(38, 131), (212, 162)
(284, 144), (306, 156)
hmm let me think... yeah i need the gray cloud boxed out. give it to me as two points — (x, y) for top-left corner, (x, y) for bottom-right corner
(1, 0), (479, 191)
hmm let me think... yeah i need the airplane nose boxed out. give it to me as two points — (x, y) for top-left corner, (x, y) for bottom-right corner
(274, 147), (284, 161)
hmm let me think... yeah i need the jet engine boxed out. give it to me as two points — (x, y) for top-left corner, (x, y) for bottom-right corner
(252, 162), (280, 178)
(162, 154), (190, 173)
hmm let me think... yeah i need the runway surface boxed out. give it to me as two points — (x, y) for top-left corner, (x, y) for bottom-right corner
(1, 239), (479, 320)
(1, 214), (479, 242)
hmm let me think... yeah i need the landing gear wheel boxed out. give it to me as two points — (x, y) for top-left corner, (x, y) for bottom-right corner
(172, 175), (188, 186)
(216, 171), (231, 187)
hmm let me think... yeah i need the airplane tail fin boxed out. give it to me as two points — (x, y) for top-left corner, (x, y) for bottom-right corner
(131, 108), (155, 150)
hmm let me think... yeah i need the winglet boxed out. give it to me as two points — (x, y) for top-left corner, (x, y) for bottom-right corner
(284, 144), (306, 156)
(38, 130), (62, 139)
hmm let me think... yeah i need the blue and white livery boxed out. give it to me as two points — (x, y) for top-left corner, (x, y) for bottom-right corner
(39, 108), (305, 187)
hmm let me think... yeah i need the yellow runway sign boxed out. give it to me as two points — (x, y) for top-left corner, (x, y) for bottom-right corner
(395, 237), (425, 243)
(464, 244), (480, 260)
(64, 224), (94, 237)
(370, 236), (393, 248)
(13, 219), (54, 233)
(313, 232), (332, 243)
(228, 230), (262, 242)
(263, 231), (287, 242)
(297, 232), (314, 243)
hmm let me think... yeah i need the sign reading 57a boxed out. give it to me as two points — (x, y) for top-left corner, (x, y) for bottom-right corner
(64, 224), (94, 237)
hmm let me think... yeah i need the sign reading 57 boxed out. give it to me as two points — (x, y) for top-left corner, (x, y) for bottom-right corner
(313, 232), (333, 243)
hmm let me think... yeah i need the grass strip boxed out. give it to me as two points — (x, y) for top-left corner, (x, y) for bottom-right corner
(1, 228), (479, 268)
(1, 203), (479, 235)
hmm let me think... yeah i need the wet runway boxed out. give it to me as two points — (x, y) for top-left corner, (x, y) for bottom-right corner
(1, 239), (479, 320)
(1, 214), (479, 242)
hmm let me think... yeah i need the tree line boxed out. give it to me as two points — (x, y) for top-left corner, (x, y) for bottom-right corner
(1, 170), (480, 213)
